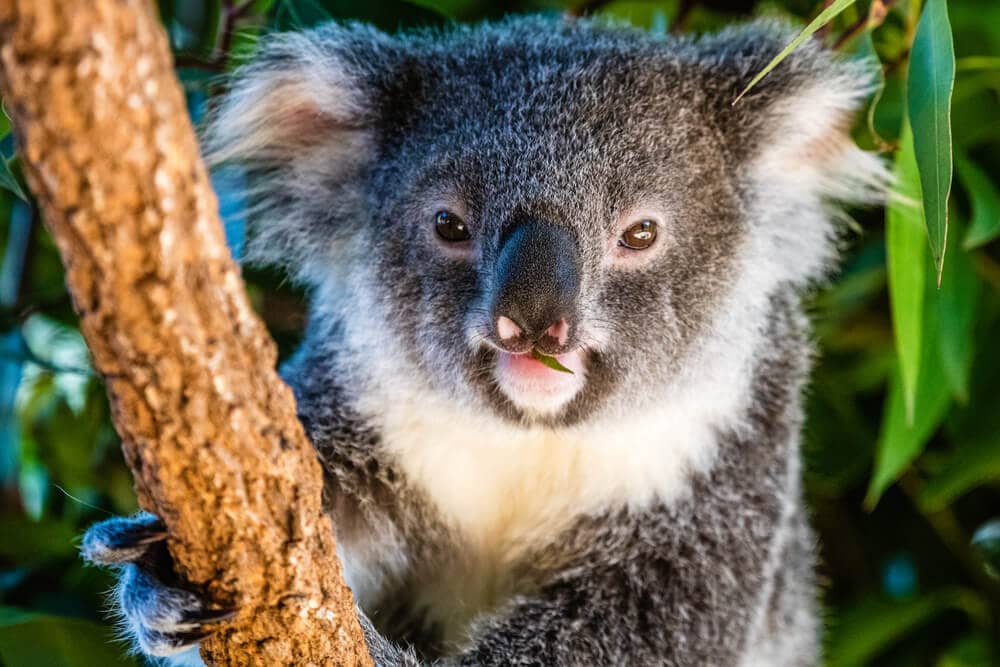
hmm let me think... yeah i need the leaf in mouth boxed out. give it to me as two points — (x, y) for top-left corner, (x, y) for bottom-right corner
(530, 348), (574, 374)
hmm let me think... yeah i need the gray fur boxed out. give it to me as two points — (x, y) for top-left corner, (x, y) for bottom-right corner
(82, 15), (885, 666)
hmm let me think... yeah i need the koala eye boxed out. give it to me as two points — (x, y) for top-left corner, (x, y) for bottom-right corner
(435, 210), (471, 242)
(619, 220), (657, 250)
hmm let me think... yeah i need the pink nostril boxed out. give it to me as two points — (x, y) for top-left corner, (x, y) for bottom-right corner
(546, 319), (569, 346)
(497, 316), (523, 341)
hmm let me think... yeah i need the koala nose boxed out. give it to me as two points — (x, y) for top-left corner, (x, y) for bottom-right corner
(491, 219), (580, 350)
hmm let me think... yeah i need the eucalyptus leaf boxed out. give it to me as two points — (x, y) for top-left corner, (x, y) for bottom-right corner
(935, 215), (979, 402)
(199, 0), (223, 55)
(826, 589), (986, 667)
(957, 153), (1000, 249)
(530, 348), (574, 374)
(0, 151), (26, 202)
(919, 435), (1000, 512)
(867, 260), (952, 507)
(907, 0), (955, 283)
(937, 633), (997, 667)
(0, 515), (77, 561)
(956, 56), (1000, 72)
(598, 1), (671, 31)
(733, 0), (858, 104)
(0, 606), (138, 666)
(886, 120), (925, 424)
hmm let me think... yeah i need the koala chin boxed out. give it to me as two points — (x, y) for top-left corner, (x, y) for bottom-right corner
(81, 14), (887, 667)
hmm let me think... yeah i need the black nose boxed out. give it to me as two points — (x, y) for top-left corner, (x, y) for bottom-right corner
(491, 219), (580, 350)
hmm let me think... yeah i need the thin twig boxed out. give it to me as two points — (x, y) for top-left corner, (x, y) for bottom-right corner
(816, 0), (837, 41)
(174, 53), (227, 72)
(174, 1), (257, 73)
(833, 0), (897, 51)
(218, 1), (255, 63)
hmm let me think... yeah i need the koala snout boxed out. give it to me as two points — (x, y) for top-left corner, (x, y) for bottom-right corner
(490, 219), (580, 354)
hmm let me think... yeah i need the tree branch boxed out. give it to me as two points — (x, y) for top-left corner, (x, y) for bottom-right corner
(0, 1), (371, 664)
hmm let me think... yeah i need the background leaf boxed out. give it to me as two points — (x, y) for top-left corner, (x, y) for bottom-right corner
(907, 0), (956, 282)
(934, 215), (980, 401)
(886, 120), (926, 423)
(0, 153), (26, 202)
(957, 152), (1000, 249)
(868, 239), (953, 506)
(825, 589), (987, 667)
(919, 434), (1000, 511)
(0, 607), (138, 666)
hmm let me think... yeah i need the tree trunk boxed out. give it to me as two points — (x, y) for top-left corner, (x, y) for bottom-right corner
(0, 1), (372, 664)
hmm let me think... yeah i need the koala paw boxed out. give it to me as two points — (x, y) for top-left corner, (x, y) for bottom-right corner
(82, 513), (235, 659)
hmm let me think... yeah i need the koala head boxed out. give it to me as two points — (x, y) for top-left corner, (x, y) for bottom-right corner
(205, 16), (885, 428)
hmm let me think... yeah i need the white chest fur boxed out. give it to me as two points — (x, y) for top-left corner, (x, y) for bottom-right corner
(372, 339), (754, 565)
(348, 353), (753, 645)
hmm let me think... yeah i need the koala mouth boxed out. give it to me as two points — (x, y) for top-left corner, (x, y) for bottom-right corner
(494, 348), (587, 415)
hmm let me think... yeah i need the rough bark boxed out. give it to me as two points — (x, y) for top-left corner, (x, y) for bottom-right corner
(0, 2), (372, 665)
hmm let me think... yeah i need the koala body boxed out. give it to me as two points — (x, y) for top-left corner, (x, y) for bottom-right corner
(82, 15), (885, 666)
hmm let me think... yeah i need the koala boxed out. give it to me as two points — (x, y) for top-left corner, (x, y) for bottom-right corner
(82, 14), (886, 666)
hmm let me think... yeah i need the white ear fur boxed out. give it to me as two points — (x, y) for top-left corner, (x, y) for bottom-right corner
(201, 31), (380, 283)
(754, 63), (888, 206)
(745, 59), (890, 287)
(202, 32), (370, 166)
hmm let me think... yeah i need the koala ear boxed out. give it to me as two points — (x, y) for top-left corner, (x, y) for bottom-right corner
(202, 24), (399, 283)
(705, 22), (887, 199)
(699, 22), (889, 282)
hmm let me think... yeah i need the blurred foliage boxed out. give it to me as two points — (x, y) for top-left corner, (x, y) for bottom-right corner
(0, 0), (998, 664)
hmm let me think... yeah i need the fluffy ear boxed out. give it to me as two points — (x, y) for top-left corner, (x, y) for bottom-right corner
(699, 22), (889, 283)
(202, 23), (399, 283)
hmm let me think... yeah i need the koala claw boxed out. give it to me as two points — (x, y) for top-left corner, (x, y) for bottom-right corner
(82, 513), (235, 659)
(82, 512), (167, 565)
(180, 607), (238, 625)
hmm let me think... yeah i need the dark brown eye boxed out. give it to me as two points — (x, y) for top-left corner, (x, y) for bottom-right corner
(619, 220), (657, 250)
(435, 210), (471, 242)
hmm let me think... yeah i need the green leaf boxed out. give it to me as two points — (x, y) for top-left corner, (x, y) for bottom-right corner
(732, 0), (858, 104)
(907, 0), (955, 283)
(0, 606), (138, 666)
(0, 150), (27, 202)
(919, 435), (1000, 511)
(405, 0), (466, 19)
(0, 515), (77, 562)
(937, 632), (997, 667)
(956, 56), (1000, 72)
(199, 0), (223, 55)
(886, 120), (926, 424)
(598, 1), (670, 31)
(957, 154), (1000, 249)
(934, 215), (980, 402)
(867, 258), (952, 507)
(826, 589), (987, 667)
(530, 349), (574, 374)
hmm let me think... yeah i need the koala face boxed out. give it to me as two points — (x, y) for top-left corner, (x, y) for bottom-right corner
(365, 56), (744, 424)
(206, 17), (885, 427)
